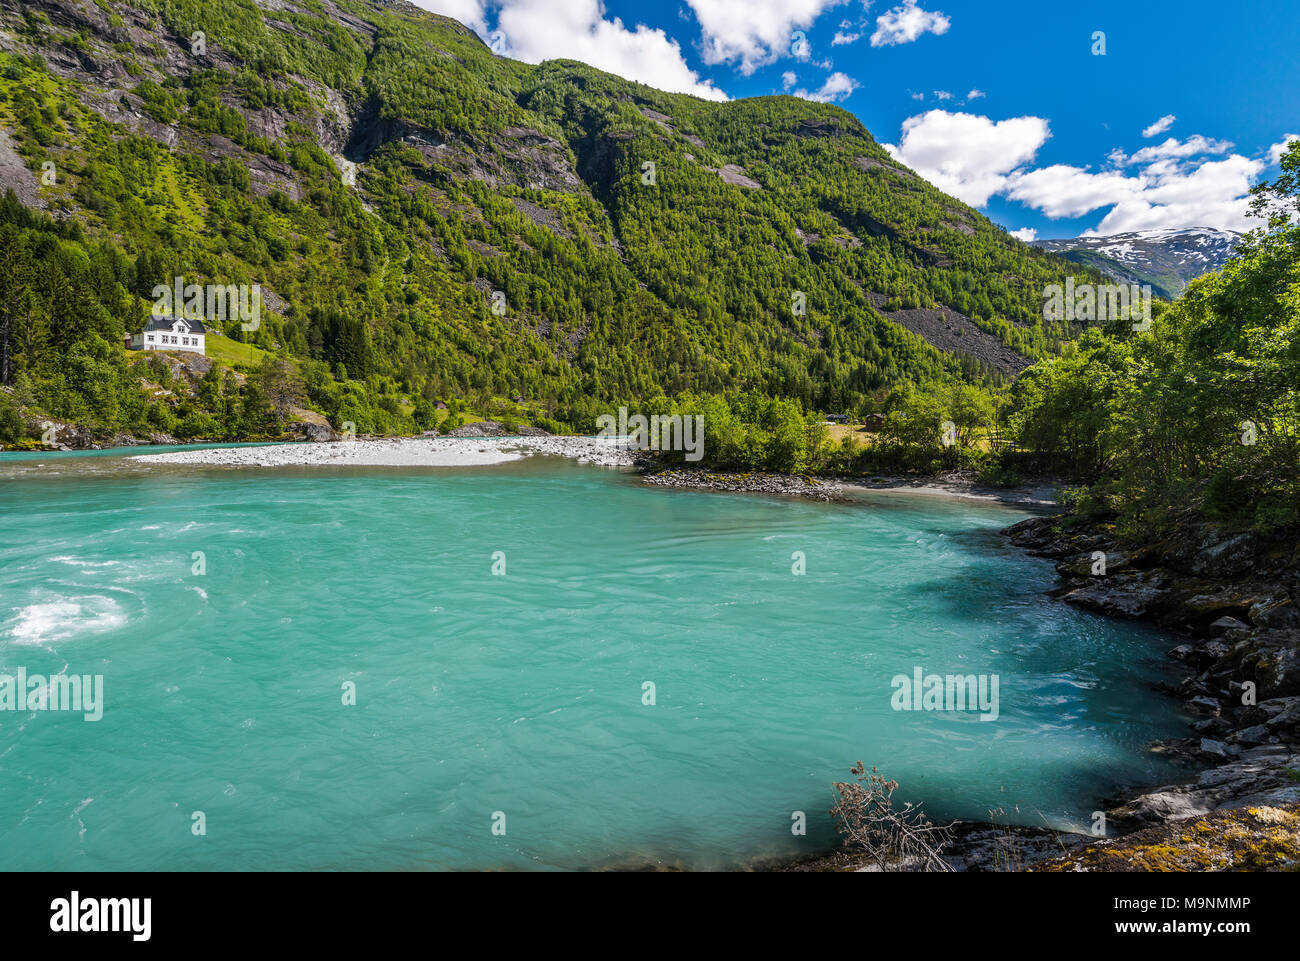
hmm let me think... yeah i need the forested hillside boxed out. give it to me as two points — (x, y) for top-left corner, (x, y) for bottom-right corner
(0, 0), (1100, 443)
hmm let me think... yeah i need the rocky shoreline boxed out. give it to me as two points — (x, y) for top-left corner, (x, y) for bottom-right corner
(783, 509), (1300, 871)
(1003, 514), (1300, 820)
(639, 468), (847, 500)
(638, 466), (1060, 507)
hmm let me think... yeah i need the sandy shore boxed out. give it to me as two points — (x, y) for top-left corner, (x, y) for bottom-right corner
(129, 435), (639, 468)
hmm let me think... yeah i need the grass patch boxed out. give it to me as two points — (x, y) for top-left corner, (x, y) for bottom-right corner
(204, 333), (275, 369)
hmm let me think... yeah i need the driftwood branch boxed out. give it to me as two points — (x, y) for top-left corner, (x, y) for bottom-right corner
(829, 762), (955, 872)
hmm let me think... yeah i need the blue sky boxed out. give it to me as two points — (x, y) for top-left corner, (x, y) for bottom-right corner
(417, 0), (1299, 239)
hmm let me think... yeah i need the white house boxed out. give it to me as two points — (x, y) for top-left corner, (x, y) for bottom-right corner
(129, 314), (206, 355)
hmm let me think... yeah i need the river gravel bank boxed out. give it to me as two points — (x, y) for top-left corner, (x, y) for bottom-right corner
(129, 435), (640, 468)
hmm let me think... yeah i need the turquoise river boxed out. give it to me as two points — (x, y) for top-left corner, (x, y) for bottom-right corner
(0, 447), (1188, 870)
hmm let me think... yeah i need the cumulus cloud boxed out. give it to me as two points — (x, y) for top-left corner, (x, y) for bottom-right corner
(1086, 155), (1266, 233)
(1002, 164), (1141, 220)
(792, 71), (859, 103)
(870, 0), (950, 47)
(414, 0), (728, 100)
(686, 0), (849, 74)
(1141, 114), (1175, 138)
(415, 0), (489, 33)
(883, 110), (1051, 206)
(966, 88), (985, 101)
(1003, 148), (1269, 233)
(883, 108), (1284, 232)
(832, 30), (860, 45)
(1268, 134), (1300, 164)
(1010, 227), (1037, 241)
(1124, 135), (1233, 167)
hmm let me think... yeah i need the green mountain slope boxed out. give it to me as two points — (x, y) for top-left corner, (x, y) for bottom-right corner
(0, 0), (1103, 441)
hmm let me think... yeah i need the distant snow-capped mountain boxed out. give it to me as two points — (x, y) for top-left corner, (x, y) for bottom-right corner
(1031, 227), (1244, 298)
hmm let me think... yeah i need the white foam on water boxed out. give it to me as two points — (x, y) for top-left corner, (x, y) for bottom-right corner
(5, 594), (129, 645)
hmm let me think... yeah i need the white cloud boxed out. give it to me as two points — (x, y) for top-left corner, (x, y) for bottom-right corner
(870, 0), (950, 47)
(966, 88), (984, 100)
(1003, 164), (1141, 219)
(1124, 135), (1232, 167)
(1090, 155), (1266, 233)
(932, 89), (952, 101)
(1141, 114), (1175, 138)
(883, 110), (1051, 206)
(1268, 134), (1300, 165)
(888, 110), (1275, 232)
(414, 0), (489, 33)
(1003, 151), (1270, 234)
(782, 70), (798, 90)
(792, 71), (859, 103)
(686, 0), (849, 74)
(440, 0), (727, 100)
(832, 31), (860, 45)
(1010, 227), (1037, 241)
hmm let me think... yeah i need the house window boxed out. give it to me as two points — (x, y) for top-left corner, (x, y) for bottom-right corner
(146, 335), (154, 343)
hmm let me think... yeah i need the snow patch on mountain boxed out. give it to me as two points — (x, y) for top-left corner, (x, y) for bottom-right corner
(1029, 227), (1244, 298)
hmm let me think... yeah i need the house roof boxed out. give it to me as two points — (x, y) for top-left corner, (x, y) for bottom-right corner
(144, 314), (207, 334)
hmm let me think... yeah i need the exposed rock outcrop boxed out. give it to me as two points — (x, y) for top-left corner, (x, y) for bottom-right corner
(1031, 803), (1300, 872)
(445, 420), (551, 437)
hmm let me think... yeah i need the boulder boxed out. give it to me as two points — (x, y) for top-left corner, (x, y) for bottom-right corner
(1226, 724), (1271, 746)
(445, 420), (550, 437)
(29, 418), (96, 449)
(287, 421), (337, 443)
(1060, 571), (1171, 618)
(1188, 531), (1259, 578)
(1209, 615), (1252, 636)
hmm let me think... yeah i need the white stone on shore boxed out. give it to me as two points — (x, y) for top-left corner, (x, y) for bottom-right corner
(129, 436), (638, 469)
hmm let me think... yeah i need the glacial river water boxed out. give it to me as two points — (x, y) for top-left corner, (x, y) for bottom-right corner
(0, 448), (1186, 869)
